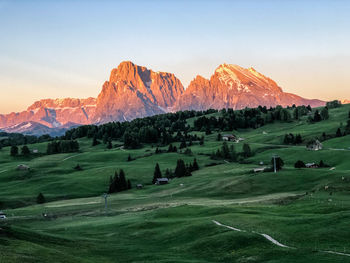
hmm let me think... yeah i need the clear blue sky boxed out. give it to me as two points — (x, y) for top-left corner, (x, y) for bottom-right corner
(0, 0), (349, 113)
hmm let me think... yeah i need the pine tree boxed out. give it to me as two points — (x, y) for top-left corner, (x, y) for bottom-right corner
(336, 128), (342, 137)
(37, 193), (46, 204)
(21, 145), (30, 155)
(229, 144), (237, 161)
(272, 156), (284, 171)
(294, 160), (306, 168)
(320, 107), (329, 120)
(199, 136), (204, 146)
(92, 136), (100, 146)
(10, 145), (18, 156)
(119, 169), (127, 191)
(242, 143), (252, 158)
(127, 179), (132, 189)
(313, 110), (322, 122)
(127, 154), (132, 162)
(221, 142), (230, 159)
(152, 163), (162, 184)
(295, 134), (302, 144)
(175, 159), (186, 178)
(107, 140), (113, 149)
(217, 133), (222, 141)
(192, 158), (199, 171)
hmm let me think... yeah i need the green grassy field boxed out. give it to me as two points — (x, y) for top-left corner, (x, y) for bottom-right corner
(1, 105), (350, 262)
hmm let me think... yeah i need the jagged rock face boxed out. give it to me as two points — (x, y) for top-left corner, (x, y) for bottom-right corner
(93, 61), (184, 123)
(0, 98), (96, 129)
(0, 61), (326, 135)
(175, 64), (324, 110)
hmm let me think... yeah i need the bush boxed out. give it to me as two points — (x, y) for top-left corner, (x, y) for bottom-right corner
(295, 160), (306, 168)
(37, 193), (45, 204)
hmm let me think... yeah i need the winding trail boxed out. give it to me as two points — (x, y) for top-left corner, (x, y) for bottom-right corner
(0, 170), (8, 174)
(61, 154), (81, 162)
(213, 220), (350, 257)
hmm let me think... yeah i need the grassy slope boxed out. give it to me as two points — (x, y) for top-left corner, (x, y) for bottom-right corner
(1, 105), (350, 262)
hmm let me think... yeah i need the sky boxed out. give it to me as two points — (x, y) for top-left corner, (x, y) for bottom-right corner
(0, 0), (349, 114)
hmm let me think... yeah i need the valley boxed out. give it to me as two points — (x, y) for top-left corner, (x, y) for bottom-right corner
(1, 103), (350, 262)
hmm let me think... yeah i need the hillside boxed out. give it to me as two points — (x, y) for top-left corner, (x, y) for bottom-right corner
(1, 103), (350, 262)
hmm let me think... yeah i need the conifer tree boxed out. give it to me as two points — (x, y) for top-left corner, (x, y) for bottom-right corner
(21, 145), (30, 155)
(152, 163), (162, 184)
(175, 159), (186, 178)
(10, 145), (18, 156)
(192, 158), (199, 171)
(37, 193), (46, 204)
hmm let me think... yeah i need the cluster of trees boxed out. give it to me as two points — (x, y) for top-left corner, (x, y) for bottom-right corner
(211, 142), (237, 161)
(65, 110), (217, 149)
(326, 100), (342, 109)
(10, 145), (32, 156)
(152, 159), (199, 183)
(46, 140), (79, 154)
(194, 105), (312, 133)
(0, 132), (52, 148)
(108, 169), (131, 194)
(211, 142), (253, 161)
(283, 133), (303, 145)
(310, 108), (329, 122)
(292, 105), (312, 120)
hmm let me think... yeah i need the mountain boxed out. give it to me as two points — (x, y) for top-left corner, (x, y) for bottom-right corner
(1, 121), (75, 136)
(0, 61), (326, 135)
(175, 64), (324, 110)
(93, 61), (184, 123)
(0, 98), (96, 129)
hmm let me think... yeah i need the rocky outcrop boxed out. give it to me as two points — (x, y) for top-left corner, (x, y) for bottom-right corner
(175, 64), (324, 110)
(93, 61), (184, 123)
(0, 61), (326, 135)
(0, 98), (96, 129)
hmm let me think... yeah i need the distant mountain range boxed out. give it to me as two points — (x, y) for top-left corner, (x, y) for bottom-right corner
(0, 61), (326, 135)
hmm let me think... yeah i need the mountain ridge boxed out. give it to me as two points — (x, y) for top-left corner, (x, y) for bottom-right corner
(0, 61), (326, 135)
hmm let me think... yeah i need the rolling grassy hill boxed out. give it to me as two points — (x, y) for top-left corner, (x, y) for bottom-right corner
(1, 104), (350, 262)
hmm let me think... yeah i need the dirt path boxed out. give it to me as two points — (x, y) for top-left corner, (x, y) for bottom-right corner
(213, 220), (350, 256)
(61, 154), (81, 162)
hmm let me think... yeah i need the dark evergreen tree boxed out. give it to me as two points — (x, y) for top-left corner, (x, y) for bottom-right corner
(119, 169), (127, 191)
(313, 110), (322, 122)
(127, 179), (132, 189)
(92, 136), (100, 146)
(192, 158), (199, 171)
(37, 193), (45, 204)
(295, 134), (303, 144)
(199, 136), (204, 146)
(152, 163), (162, 184)
(21, 145), (30, 155)
(10, 145), (18, 156)
(242, 143), (252, 158)
(127, 154), (132, 162)
(179, 140), (187, 149)
(294, 160), (306, 168)
(107, 140), (113, 149)
(217, 133), (222, 141)
(74, 164), (82, 171)
(336, 128), (342, 137)
(272, 156), (284, 171)
(175, 159), (186, 178)
(320, 107), (329, 120)
(221, 142), (230, 159)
